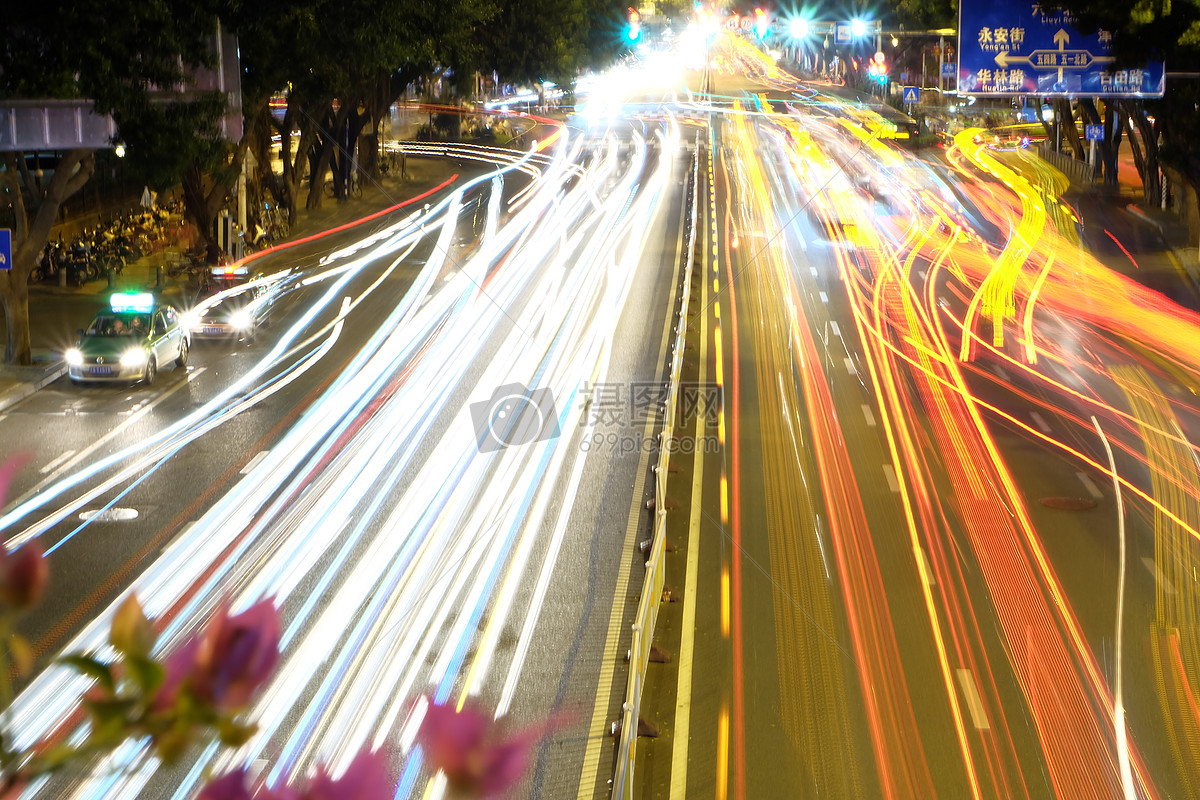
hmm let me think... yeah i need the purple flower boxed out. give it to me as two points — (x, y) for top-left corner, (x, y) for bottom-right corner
(0, 452), (31, 509)
(0, 454), (46, 612)
(303, 750), (393, 800)
(196, 769), (255, 800)
(155, 598), (280, 713)
(197, 752), (391, 800)
(418, 701), (560, 797)
(0, 541), (48, 611)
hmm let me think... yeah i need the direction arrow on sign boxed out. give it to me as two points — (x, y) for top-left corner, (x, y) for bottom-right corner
(958, 1), (1163, 97)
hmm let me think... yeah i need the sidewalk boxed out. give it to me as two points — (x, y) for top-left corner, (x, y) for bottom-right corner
(1038, 145), (1200, 306)
(0, 155), (462, 413)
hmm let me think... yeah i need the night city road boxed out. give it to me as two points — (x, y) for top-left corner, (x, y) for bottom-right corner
(2, 15), (1200, 800)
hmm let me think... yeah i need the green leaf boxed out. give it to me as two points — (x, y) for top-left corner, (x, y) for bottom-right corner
(8, 633), (33, 675)
(123, 654), (165, 695)
(60, 654), (116, 691)
(110, 595), (157, 657)
(216, 718), (258, 748)
(82, 696), (137, 740)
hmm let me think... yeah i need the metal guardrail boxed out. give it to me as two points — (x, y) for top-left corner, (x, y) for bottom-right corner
(611, 131), (702, 800)
(1036, 142), (1097, 184)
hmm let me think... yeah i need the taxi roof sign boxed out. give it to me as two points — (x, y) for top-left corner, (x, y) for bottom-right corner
(110, 293), (156, 313)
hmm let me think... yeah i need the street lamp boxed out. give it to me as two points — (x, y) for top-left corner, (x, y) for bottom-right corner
(851, 18), (866, 37)
(790, 18), (809, 38)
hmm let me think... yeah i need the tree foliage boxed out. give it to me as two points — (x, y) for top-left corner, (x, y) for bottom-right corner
(892, 0), (957, 30)
(0, 0), (631, 364)
(0, 0), (228, 364)
(473, 0), (625, 89)
(1044, 0), (1200, 235)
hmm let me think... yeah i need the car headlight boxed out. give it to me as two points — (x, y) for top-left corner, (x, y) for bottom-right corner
(181, 311), (200, 331)
(120, 348), (148, 368)
(65, 348), (83, 366)
(230, 309), (254, 331)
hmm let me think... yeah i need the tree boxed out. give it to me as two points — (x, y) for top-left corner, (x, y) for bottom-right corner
(230, 0), (496, 216)
(474, 0), (625, 94)
(893, 0), (956, 30)
(1044, 0), (1200, 237)
(0, 0), (231, 364)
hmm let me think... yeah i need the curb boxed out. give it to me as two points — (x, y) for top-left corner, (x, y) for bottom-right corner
(0, 362), (66, 414)
(1125, 203), (1164, 233)
(1121, 204), (1200, 300)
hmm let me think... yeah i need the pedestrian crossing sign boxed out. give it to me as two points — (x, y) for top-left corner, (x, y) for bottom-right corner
(902, 86), (920, 105)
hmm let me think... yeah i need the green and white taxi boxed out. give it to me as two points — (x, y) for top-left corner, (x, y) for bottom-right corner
(65, 293), (190, 385)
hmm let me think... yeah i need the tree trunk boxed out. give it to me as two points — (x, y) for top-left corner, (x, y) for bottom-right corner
(1119, 99), (1160, 204)
(0, 279), (32, 366)
(1, 148), (94, 364)
(1103, 101), (1122, 185)
(307, 102), (352, 209)
(1057, 99), (1085, 160)
(1163, 165), (1200, 248)
(1038, 97), (1055, 142)
(181, 164), (215, 249)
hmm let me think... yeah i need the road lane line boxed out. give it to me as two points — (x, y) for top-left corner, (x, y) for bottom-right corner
(40, 450), (77, 475)
(819, 291), (829, 303)
(1029, 411), (1051, 433)
(829, 321), (840, 337)
(915, 547), (936, 586)
(670, 228), (710, 800)
(1091, 415), (1138, 800)
(844, 358), (857, 376)
(882, 464), (900, 493)
(1141, 556), (1176, 595)
(991, 364), (1009, 381)
(576, 147), (687, 800)
(716, 702), (729, 800)
(955, 668), (990, 729)
(240, 450), (271, 475)
(861, 404), (876, 426)
(1076, 471), (1103, 499)
(28, 368), (206, 492)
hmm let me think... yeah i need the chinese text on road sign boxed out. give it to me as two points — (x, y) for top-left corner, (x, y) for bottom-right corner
(957, 2), (1164, 97)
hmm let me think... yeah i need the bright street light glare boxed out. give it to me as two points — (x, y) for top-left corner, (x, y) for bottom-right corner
(851, 18), (866, 37)
(790, 18), (809, 38)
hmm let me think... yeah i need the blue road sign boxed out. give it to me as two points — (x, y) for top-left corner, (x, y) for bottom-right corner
(903, 86), (920, 105)
(835, 23), (851, 45)
(0, 229), (11, 272)
(1085, 124), (1104, 141)
(958, 2), (1164, 97)
(941, 62), (956, 77)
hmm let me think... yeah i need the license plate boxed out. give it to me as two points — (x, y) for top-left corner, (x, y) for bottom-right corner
(203, 326), (225, 334)
(89, 366), (114, 376)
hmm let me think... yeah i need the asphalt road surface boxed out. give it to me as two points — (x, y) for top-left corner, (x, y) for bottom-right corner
(633, 34), (1200, 800)
(4, 29), (1200, 800)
